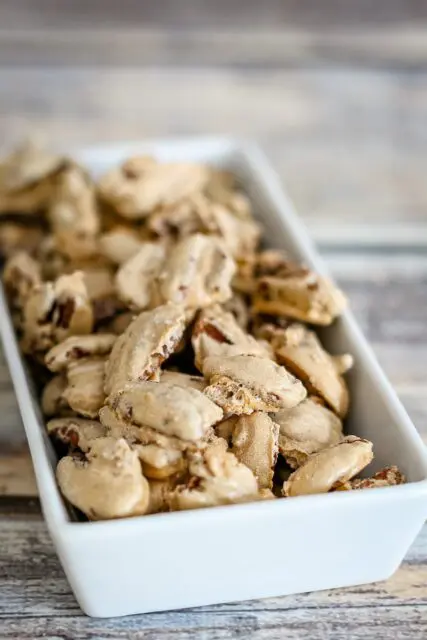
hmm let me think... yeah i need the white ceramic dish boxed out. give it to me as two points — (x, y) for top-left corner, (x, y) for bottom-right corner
(1, 138), (427, 618)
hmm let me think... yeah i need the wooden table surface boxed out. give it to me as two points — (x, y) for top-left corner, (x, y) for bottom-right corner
(0, 3), (426, 638)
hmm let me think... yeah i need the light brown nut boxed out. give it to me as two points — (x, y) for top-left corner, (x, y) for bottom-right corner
(203, 354), (307, 415)
(98, 157), (209, 219)
(170, 439), (260, 511)
(282, 436), (374, 497)
(209, 203), (261, 259)
(192, 304), (272, 370)
(160, 370), (206, 392)
(275, 397), (343, 469)
(231, 413), (279, 490)
(56, 437), (150, 520)
(133, 443), (185, 480)
(0, 140), (65, 214)
(147, 477), (179, 514)
(104, 304), (186, 396)
(99, 405), (193, 453)
(35, 235), (69, 281)
(3, 251), (41, 323)
(214, 415), (239, 444)
(334, 465), (406, 491)
(21, 271), (94, 354)
(45, 333), (116, 372)
(253, 259), (347, 326)
(204, 170), (252, 220)
(156, 234), (235, 309)
(47, 416), (107, 452)
(41, 374), (70, 417)
(222, 293), (250, 331)
(63, 357), (106, 418)
(0, 223), (44, 260)
(81, 267), (123, 326)
(232, 250), (290, 295)
(99, 227), (143, 264)
(107, 381), (223, 442)
(106, 311), (135, 335)
(115, 243), (166, 310)
(48, 164), (100, 261)
(272, 323), (351, 418)
(147, 193), (218, 238)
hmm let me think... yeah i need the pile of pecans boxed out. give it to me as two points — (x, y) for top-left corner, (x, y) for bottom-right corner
(0, 140), (405, 520)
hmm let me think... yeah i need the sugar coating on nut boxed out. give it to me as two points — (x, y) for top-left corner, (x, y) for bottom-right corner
(231, 412), (279, 490)
(47, 416), (107, 452)
(45, 333), (116, 372)
(3, 251), (41, 323)
(283, 436), (374, 497)
(115, 242), (166, 310)
(156, 234), (235, 309)
(275, 397), (343, 468)
(252, 257), (347, 326)
(160, 370), (206, 392)
(192, 304), (272, 370)
(270, 323), (352, 418)
(48, 164), (100, 261)
(98, 157), (209, 219)
(203, 353), (306, 414)
(41, 374), (70, 417)
(56, 437), (150, 519)
(63, 356), (107, 418)
(104, 304), (186, 395)
(133, 443), (185, 480)
(99, 227), (143, 265)
(107, 380), (223, 442)
(170, 439), (260, 510)
(334, 465), (405, 491)
(0, 140), (65, 214)
(21, 271), (94, 354)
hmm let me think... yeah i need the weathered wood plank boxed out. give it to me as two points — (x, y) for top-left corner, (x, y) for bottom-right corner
(2, 27), (427, 69)
(1, 67), (426, 241)
(0, 518), (426, 638)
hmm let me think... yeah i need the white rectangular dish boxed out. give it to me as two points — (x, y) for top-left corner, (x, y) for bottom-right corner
(1, 137), (427, 618)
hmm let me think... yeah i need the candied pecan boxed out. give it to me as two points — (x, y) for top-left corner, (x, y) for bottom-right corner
(98, 157), (209, 219)
(56, 437), (150, 519)
(231, 412), (279, 490)
(203, 353), (306, 414)
(275, 397), (343, 468)
(104, 304), (186, 395)
(283, 436), (373, 497)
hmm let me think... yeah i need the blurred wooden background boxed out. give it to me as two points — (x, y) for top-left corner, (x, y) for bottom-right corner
(0, 2), (426, 638)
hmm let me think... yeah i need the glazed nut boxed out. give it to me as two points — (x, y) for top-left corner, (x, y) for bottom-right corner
(0, 139), (65, 214)
(21, 271), (94, 354)
(45, 333), (116, 372)
(99, 227), (143, 264)
(56, 437), (150, 520)
(63, 356), (107, 418)
(272, 323), (352, 418)
(231, 412), (279, 490)
(3, 251), (41, 319)
(115, 242), (166, 310)
(203, 353), (307, 415)
(104, 304), (186, 396)
(155, 234), (235, 310)
(41, 374), (69, 417)
(98, 157), (209, 219)
(283, 436), (374, 497)
(192, 304), (272, 370)
(252, 258), (347, 326)
(47, 417), (107, 452)
(134, 443), (185, 480)
(107, 381), (223, 442)
(334, 465), (406, 491)
(275, 397), (343, 469)
(170, 439), (260, 511)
